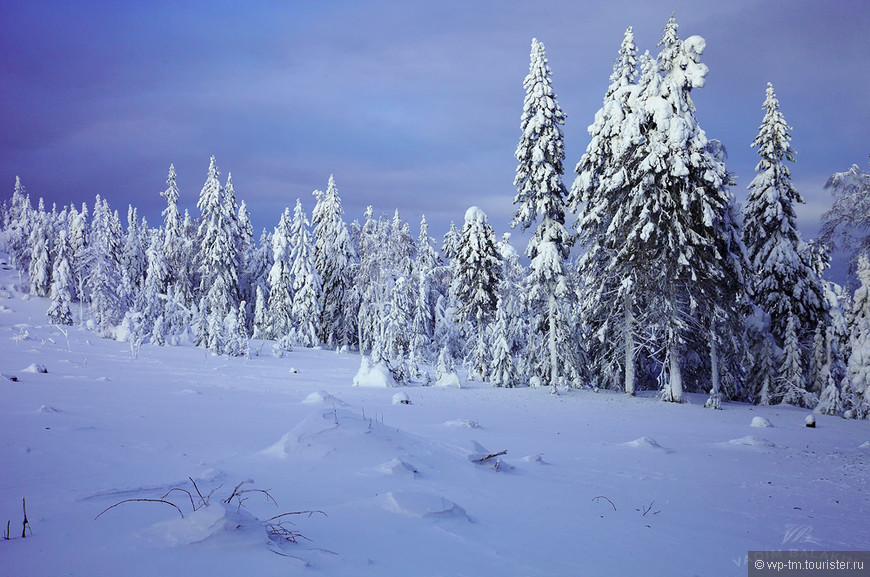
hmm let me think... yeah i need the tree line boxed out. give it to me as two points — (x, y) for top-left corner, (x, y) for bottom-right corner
(2, 16), (869, 417)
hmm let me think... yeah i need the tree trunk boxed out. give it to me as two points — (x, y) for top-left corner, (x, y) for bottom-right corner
(709, 327), (720, 398)
(663, 340), (683, 402)
(624, 297), (635, 395)
(548, 294), (559, 395)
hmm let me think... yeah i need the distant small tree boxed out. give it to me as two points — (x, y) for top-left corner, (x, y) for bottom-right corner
(47, 230), (74, 325)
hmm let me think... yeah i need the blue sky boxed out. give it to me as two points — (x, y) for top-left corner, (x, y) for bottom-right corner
(1, 0), (868, 271)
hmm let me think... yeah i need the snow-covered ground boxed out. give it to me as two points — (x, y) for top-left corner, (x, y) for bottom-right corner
(1, 260), (868, 577)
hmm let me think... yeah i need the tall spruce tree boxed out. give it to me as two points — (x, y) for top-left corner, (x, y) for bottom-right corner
(196, 157), (242, 353)
(288, 199), (321, 347)
(47, 229), (74, 325)
(450, 207), (502, 379)
(28, 201), (52, 297)
(312, 175), (354, 347)
(570, 27), (640, 393)
(267, 207), (295, 340)
(586, 18), (745, 402)
(513, 38), (575, 392)
(743, 83), (825, 348)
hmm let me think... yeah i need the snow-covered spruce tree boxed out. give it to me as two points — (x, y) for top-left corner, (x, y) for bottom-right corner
(81, 196), (125, 336)
(809, 324), (828, 396)
(407, 215), (439, 375)
(450, 206), (502, 381)
(513, 38), (577, 392)
(845, 253), (870, 417)
(355, 207), (383, 356)
(120, 206), (148, 300)
(160, 164), (193, 307)
(195, 157), (242, 354)
(312, 175), (354, 347)
(247, 228), (273, 302)
(593, 19), (745, 402)
(821, 159), (870, 279)
(441, 221), (460, 263)
(747, 313), (777, 405)
(496, 234), (529, 367)
(815, 325), (846, 415)
(69, 202), (89, 313)
(252, 285), (269, 340)
(222, 300), (250, 358)
(778, 313), (817, 407)
(7, 176), (34, 273)
(569, 27), (639, 394)
(743, 83), (825, 348)
(388, 209), (415, 278)
(47, 229), (74, 325)
(414, 214), (439, 331)
(223, 173), (250, 304)
(236, 199), (256, 310)
(384, 275), (414, 382)
(488, 294), (517, 387)
(129, 233), (164, 330)
(288, 199), (321, 348)
(28, 201), (52, 297)
(267, 207), (295, 341)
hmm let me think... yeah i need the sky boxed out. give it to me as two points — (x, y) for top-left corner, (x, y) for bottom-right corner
(1, 0), (868, 274)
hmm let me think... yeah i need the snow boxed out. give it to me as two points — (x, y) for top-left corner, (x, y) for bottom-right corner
(1, 262), (869, 576)
(352, 356), (397, 387)
(463, 205), (487, 224)
(751, 416), (774, 428)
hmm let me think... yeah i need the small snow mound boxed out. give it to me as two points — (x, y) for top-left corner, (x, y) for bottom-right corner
(175, 389), (201, 395)
(623, 437), (668, 451)
(728, 435), (776, 448)
(22, 363), (47, 374)
(376, 458), (418, 476)
(522, 453), (545, 464)
(805, 414), (816, 428)
(750, 416), (773, 428)
(859, 441), (870, 450)
(378, 491), (467, 520)
(302, 390), (345, 405)
(392, 392), (411, 405)
(1, 373), (19, 382)
(0, 304), (12, 313)
(37, 405), (64, 414)
(142, 502), (265, 547)
(353, 357), (397, 388)
(435, 370), (461, 388)
(444, 419), (480, 429)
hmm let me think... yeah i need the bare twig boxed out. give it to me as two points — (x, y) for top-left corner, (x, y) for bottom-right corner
(636, 501), (661, 517)
(162, 487), (195, 511)
(21, 498), (31, 537)
(223, 480), (251, 504)
(205, 483), (223, 502)
(592, 495), (617, 512)
(478, 450), (507, 463)
(189, 477), (207, 508)
(95, 498), (185, 520)
(267, 510), (327, 523)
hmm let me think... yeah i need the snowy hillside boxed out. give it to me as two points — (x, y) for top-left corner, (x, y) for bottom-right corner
(2, 258), (869, 576)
